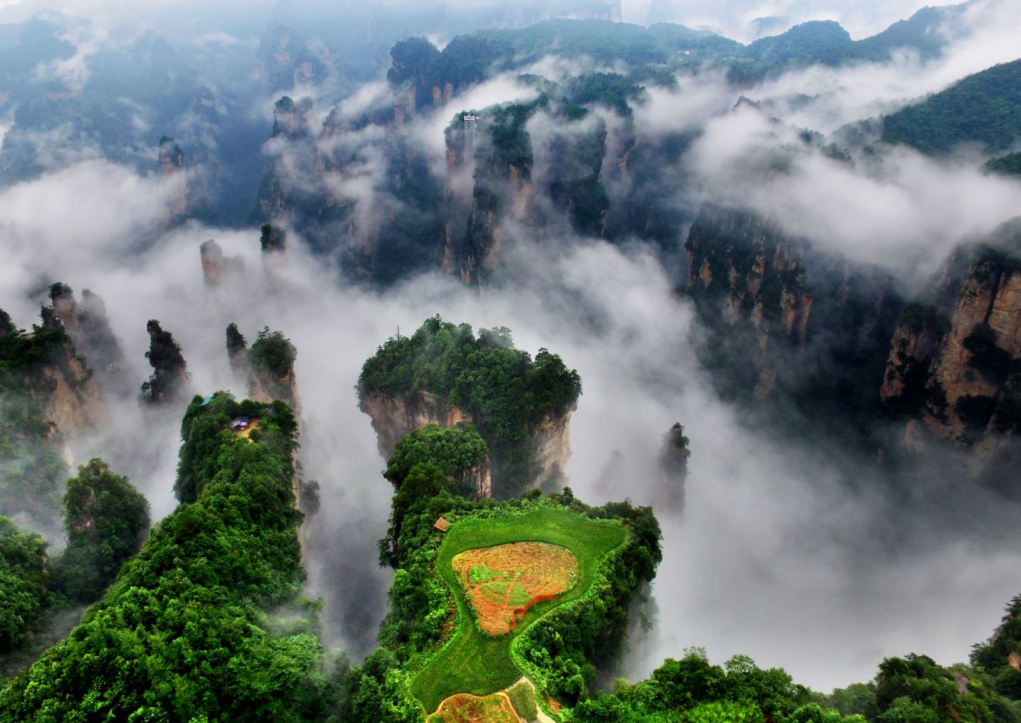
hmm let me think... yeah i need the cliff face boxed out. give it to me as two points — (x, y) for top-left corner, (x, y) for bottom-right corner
(442, 106), (615, 287)
(686, 205), (814, 397)
(654, 423), (690, 512)
(453, 455), (493, 499)
(880, 228), (1021, 448)
(256, 97), (323, 226)
(527, 410), (572, 491)
(359, 390), (569, 496)
(247, 366), (300, 416)
(48, 284), (132, 398)
(259, 26), (328, 93)
(359, 390), (466, 460)
(225, 324), (300, 416)
(35, 334), (102, 436)
(686, 205), (901, 409)
(199, 240), (244, 286)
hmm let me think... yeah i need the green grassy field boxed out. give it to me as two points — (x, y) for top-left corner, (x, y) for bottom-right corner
(409, 507), (627, 713)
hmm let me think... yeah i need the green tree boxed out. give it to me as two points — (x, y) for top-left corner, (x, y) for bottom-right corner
(249, 327), (297, 378)
(0, 517), (48, 653)
(51, 458), (150, 602)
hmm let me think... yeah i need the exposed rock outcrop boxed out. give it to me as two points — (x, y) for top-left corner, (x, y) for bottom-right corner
(259, 26), (327, 93)
(359, 390), (466, 460)
(200, 240), (244, 286)
(880, 223), (1021, 449)
(359, 390), (571, 495)
(684, 204), (902, 415)
(453, 454), (493, 499)
(256, 97), (322, 225)
(139, 320), (190, 405)
(528, 411), (572, 490)
(34, 321), (102, 436)
(654, 422), (690, 512)
(47, 283), (131, 398)
(225, 324), (300, 415)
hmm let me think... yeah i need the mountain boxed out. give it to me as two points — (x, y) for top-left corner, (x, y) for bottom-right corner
(357, 317), (581, 496)
(882, 59), (1021, 154)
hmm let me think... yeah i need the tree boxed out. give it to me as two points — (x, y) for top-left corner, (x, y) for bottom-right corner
(249, 327), (297, 379)
(0, 516), (48, 653)
(51, 458), (150, 602)
(260, 223), (287, 253)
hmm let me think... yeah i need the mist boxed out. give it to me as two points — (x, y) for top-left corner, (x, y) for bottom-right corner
(2, 0), (1021, 697)
(2, 135), (1021, 686)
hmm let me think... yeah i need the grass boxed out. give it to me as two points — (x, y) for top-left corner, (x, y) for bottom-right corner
(507, 679), (539, 721)
(409, 507), (626, 713)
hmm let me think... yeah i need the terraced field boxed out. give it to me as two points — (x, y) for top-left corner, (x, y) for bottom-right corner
(409, 507), (626, 715)
(426, 692), (520, 723)
(452, 542), (579, 635)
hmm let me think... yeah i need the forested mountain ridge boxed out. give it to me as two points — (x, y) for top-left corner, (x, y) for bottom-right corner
(0, 393), (334, 722)
(882, 59), (1021, 154)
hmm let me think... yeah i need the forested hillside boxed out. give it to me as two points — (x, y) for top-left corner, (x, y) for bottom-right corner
(0, 393), (338, 722)
(882, 59), (1021, 153)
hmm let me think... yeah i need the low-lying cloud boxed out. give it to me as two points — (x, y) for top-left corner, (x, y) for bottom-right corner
(3, 154), (1021, 687)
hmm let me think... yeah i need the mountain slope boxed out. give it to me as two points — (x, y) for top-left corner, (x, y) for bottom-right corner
(882, 59), (1021, 153)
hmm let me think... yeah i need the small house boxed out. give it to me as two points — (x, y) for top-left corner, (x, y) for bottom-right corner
(231, 416), (249, 431)
(434, 517), (452, 533)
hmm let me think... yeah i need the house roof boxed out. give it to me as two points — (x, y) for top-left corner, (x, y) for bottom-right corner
(434, 517), (452, 532)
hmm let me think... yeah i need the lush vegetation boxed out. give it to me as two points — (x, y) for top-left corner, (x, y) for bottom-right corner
(0, 312), (75, 532)
(380, 425), (489, 566)
(971, 594), (1021, 701)
(359, 316), (581, 494)
(882, 59), (1021, 154)
(385, 425), (487, 491)
(0, 392), (339, 722)
(562, 643), (1021, 723)
(411, 506), (627, 712)
(0, 517), (48, 654)
(342, 421), (661, 721)
(987, 152), (1021, 177)
(50, 458), (150, 603)
(249, 327), (298, 379)
(342, 411), (662, 719)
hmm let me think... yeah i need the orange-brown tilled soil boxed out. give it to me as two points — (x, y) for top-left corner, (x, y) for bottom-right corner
(452, 542), (578, 636)
(427, 692), (520, 723)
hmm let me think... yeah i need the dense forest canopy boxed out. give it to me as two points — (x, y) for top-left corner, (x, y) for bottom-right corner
(0, 393), (336, 722)
(882, 60), (1021, 154)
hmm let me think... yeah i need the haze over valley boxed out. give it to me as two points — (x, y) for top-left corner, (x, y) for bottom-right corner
(2, 1), (1021, 721)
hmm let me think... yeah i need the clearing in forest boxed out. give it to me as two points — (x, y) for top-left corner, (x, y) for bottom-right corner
(452, 542), (579, 636)
(410, 507), (627, 715)
(426, 692), (520, 723)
